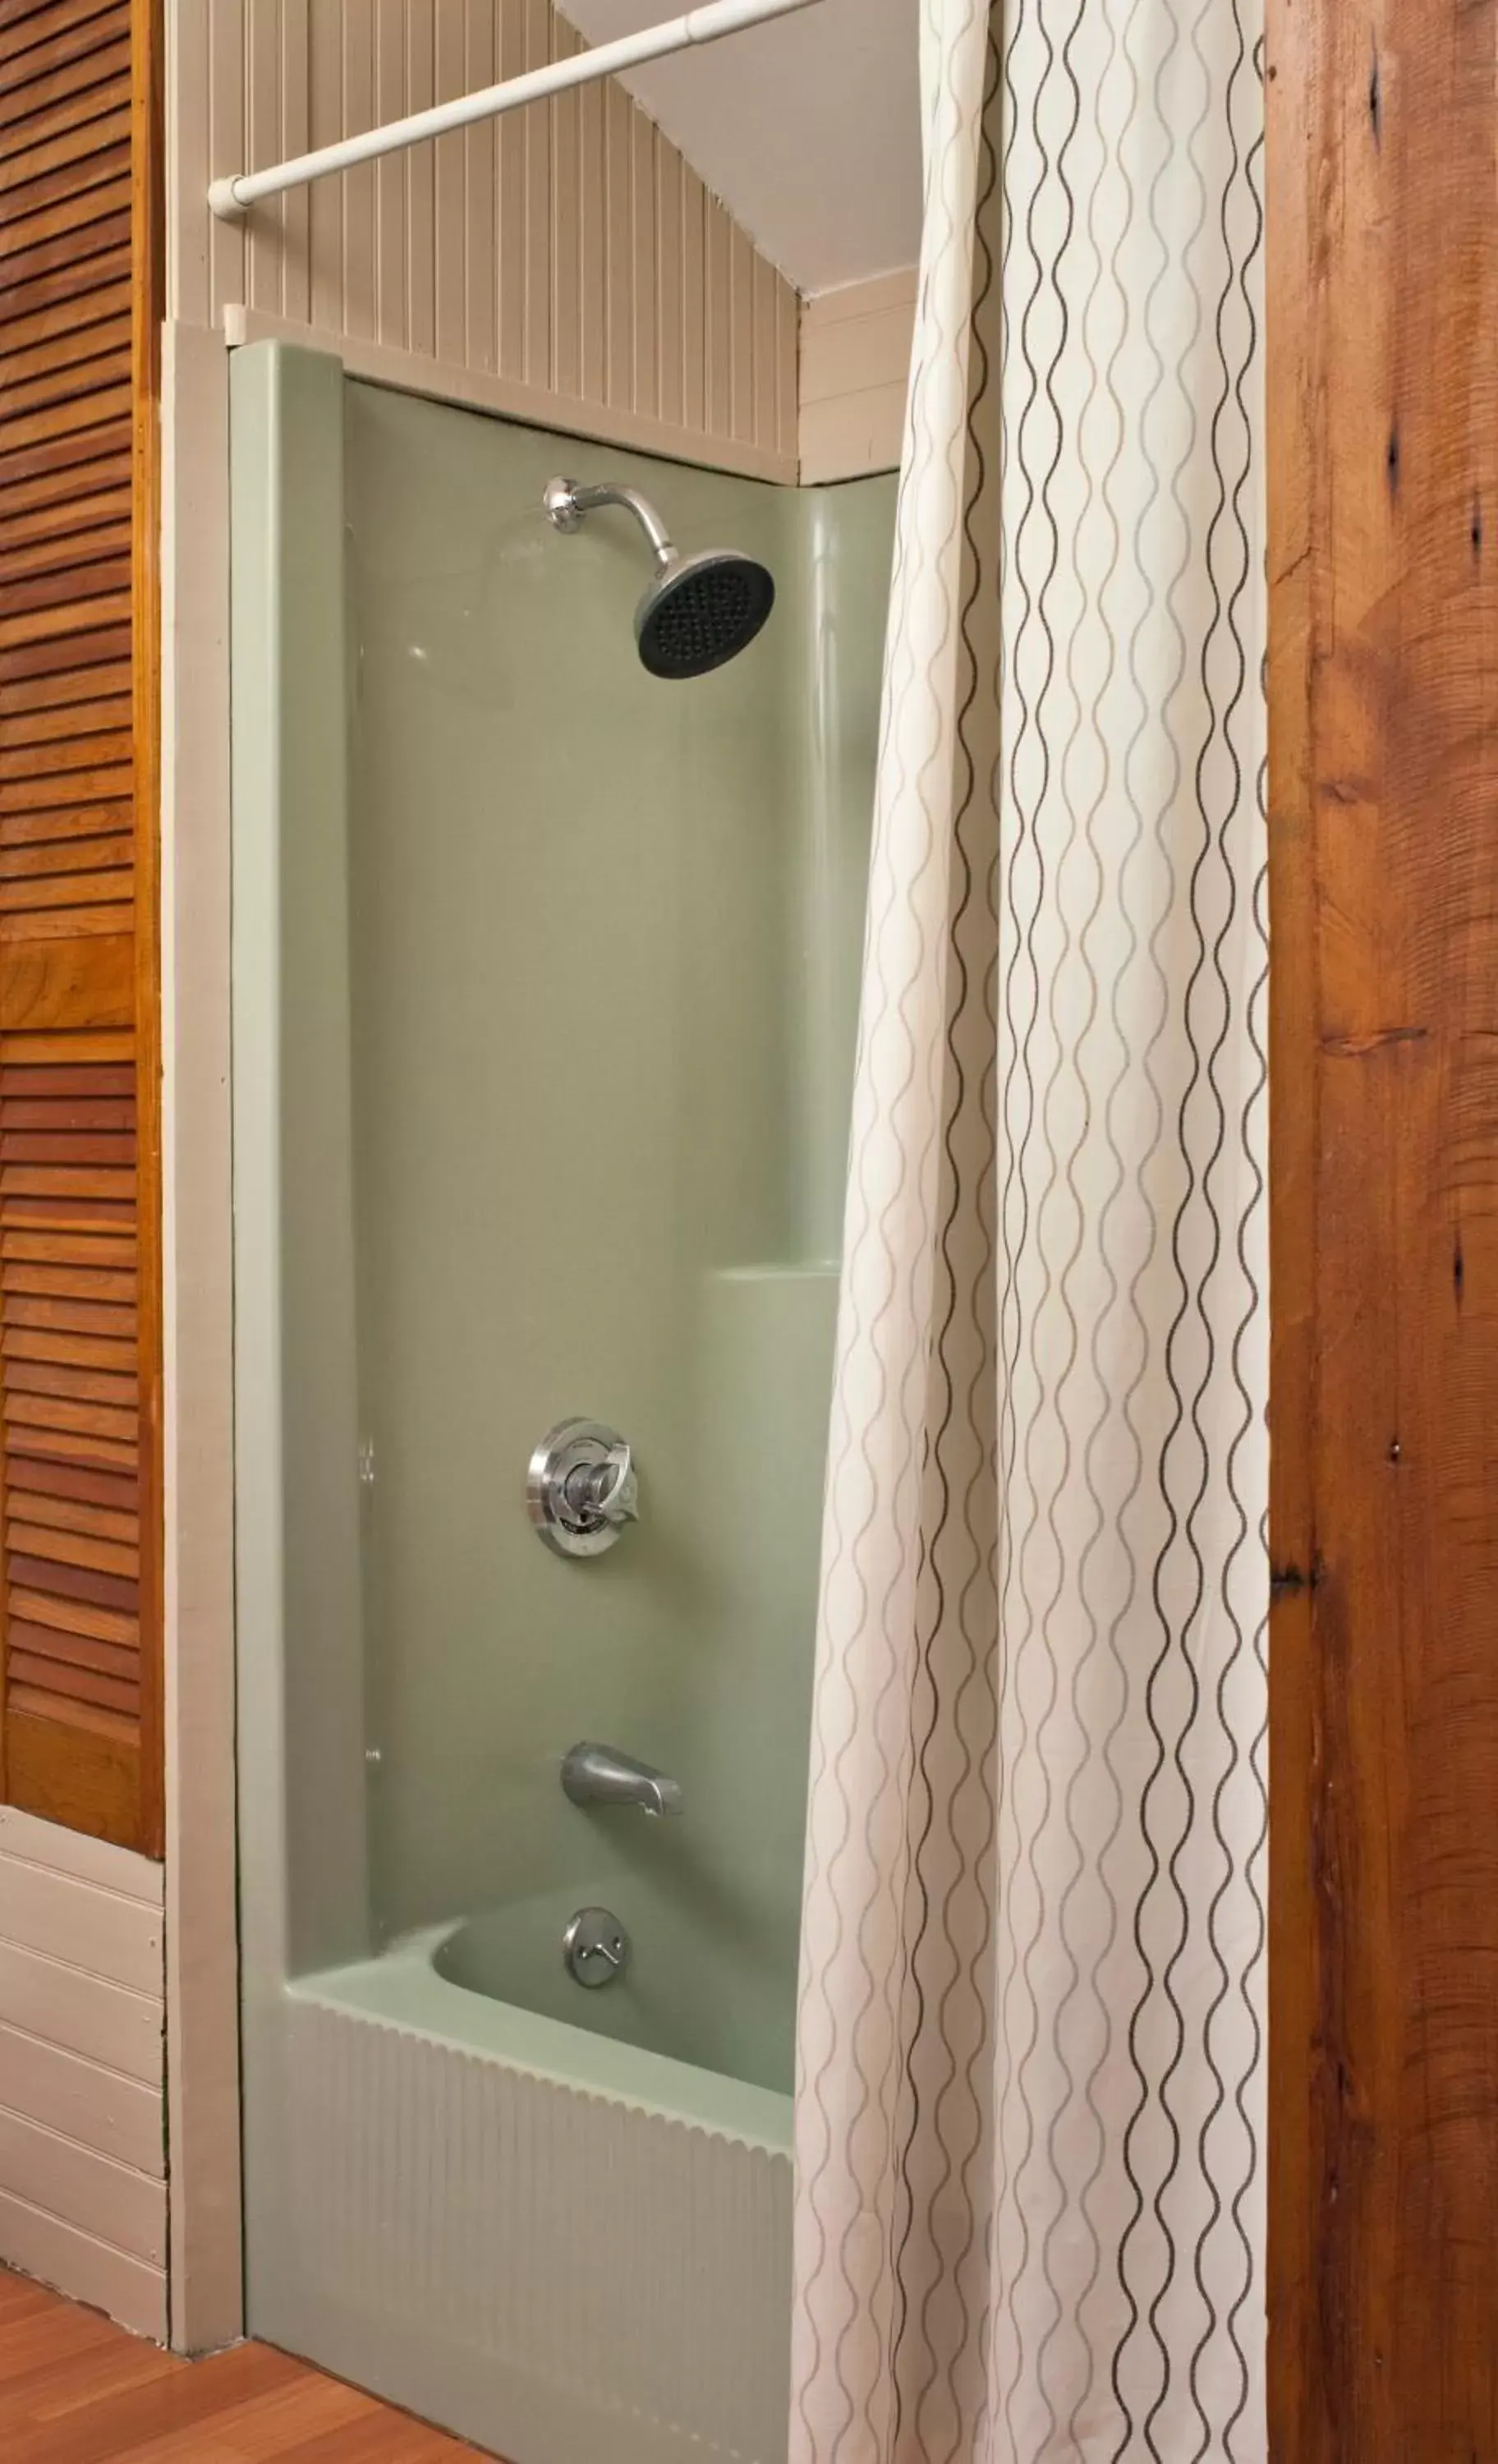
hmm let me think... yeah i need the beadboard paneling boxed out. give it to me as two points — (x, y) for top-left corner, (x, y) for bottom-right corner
(0, 1804), (165, 2340)
(798, 269), (915, 485)
(171, 0), (800, 482)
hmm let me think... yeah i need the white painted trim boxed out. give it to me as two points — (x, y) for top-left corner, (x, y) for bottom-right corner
(220, 306), (800, 489)
(161, 318), (245, 2358)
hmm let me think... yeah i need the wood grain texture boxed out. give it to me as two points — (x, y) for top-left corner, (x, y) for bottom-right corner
(126, 0), (162, 1862)
(1266, 0), (1498, 2453)
(0, 0), (161, 1855)
(0, 2267), (489, 2459)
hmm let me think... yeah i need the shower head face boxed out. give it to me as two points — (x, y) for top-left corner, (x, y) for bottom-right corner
(635, 549), (776, 680)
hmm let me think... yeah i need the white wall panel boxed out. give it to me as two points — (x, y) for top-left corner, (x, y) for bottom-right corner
(0, 1809), (166, 2341)
(798, 268), (915, 485)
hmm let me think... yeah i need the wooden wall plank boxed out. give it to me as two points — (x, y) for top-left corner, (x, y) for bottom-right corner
(751, 249), (774, 463)
(629, 103), (655, 425)
(0, 1781), (165, 2357)
(0, 2189), (164, 2339)
(339, 0), (374, 347)
(577, 69), (604, 405)
(703, 189), (729, 439)
(728, 220), (752, 444)
(654, 137), (679, 430)
(0, 1937), (160, 2081)
(278, 0), (310, 328)
(402, 0), (434, 361)
(306, 0), (340, 337)
(372, 0), (405, 352)
(495, 0), (526, 382)
(0, 2108), (163, 2264)
(0, 2020), (162, 2172)
(1266, 0), (1498, 2453)
(0, 1800), (157, 1896)
(680, 160), (704, 435)
(244, 0), (282, 318)
(520, 0), (549, 388)
(431, 0), (465, 370)
(461, 0), (494, 376)
(0, 1850), (162, 1991)
(548, 11), (579, 400)
(603, 76), (630, 411)
(206, 0), (244, 324)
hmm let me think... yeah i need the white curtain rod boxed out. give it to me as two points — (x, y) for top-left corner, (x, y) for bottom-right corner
(208, 0), (824, 219)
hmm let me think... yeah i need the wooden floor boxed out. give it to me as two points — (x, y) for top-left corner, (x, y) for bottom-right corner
(0, 2268), (489, 2460)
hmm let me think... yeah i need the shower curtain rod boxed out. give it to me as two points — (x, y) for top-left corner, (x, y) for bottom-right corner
(208, 0), (825, 219)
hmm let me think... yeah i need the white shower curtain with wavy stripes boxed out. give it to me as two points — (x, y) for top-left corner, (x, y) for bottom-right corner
(791, 2), (1266, 2461)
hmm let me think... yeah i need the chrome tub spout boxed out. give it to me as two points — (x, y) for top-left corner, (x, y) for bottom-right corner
(561, 1741), (684, 1818)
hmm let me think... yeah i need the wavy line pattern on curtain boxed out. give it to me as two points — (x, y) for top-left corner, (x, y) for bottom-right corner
(792, 0), (1266, 2456)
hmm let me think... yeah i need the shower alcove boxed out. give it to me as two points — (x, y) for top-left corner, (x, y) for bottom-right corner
(232, 342), (893, 2464)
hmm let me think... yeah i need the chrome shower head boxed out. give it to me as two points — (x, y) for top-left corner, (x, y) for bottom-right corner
(634, 549), (775, 679)
(543, 476), (775, 679)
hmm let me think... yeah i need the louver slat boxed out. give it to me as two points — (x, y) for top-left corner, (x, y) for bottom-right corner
(0, 0), (159, 1852)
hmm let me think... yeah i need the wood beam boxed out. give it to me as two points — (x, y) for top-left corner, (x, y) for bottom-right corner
(1267, 0), (1498, 2450)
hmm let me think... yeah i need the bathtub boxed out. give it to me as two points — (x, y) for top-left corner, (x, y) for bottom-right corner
(434, 1880), (795, 2094)
(259, 1924), (793, 2464)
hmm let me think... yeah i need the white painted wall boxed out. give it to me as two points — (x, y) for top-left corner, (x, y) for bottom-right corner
(799, 269), (915, 484)
(564, 0), (923, 293)
(0, 1808), (166, 2340)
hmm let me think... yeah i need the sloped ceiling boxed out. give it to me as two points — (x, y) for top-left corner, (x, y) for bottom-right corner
(563, 0), (923, 297)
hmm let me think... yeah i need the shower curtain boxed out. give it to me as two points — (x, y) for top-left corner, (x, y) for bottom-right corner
(792, 0), (1266, 2459)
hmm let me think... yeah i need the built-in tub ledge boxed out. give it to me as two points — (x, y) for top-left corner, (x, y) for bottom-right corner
(289, 1922), (793, 2155)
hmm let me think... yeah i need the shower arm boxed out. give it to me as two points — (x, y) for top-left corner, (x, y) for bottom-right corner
(543, 479), (677, 570)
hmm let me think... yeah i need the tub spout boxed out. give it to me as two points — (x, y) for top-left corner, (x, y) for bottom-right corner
(561, 1741), (683, 1818)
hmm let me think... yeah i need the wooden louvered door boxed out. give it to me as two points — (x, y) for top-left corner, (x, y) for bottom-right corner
(0, 0), (162, 1854)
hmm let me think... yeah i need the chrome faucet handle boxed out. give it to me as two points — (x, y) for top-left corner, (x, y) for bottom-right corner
(527, 1418), (639, 1558)
(563, 1441), (636, 1528)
